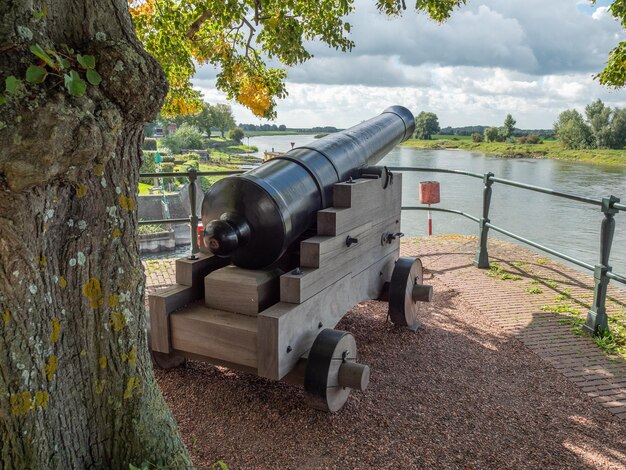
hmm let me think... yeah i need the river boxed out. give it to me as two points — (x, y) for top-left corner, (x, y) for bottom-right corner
(249, 134), (626, 277)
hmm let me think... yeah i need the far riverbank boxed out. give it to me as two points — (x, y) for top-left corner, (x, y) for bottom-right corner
(402, 138), (626, 166)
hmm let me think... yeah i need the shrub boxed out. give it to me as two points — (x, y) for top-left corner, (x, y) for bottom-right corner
(161, 155), (175, 163)
(178, 153), (201, 162)
(142, 138), (157, 150)
(526, 134), (541, 144)
(183, 160), (200, 170)
(140, 151), (157, 184)
(484, 127), (499, 142)
(160, 162), (175, 172)
(471, 132), (483, 142)
(160, 124), (204, 153)
(229, 127), (245, 142)
(518, 135), (527, 144)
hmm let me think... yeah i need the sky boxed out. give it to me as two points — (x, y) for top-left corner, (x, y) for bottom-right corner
(191, 0), (626, 130)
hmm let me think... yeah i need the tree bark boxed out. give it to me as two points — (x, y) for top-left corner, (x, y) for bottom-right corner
(0, 1), (190, 468)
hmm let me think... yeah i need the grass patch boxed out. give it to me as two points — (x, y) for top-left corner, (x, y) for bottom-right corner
(402, 138), (626, 165)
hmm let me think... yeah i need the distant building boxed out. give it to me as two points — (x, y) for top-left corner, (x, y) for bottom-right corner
(166, 123), (178, 135)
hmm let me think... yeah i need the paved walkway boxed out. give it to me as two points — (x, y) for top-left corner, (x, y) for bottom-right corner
(402, 235), (626, 420)
(144, 236), (626, 421)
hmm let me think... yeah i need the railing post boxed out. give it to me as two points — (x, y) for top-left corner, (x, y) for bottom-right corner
(474, 172), (494, 269)
(583, 195), (620, 335)
(188, 169), (200, 260)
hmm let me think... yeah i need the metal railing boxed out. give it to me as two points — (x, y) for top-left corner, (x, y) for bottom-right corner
(139, 166), (624, 337)
(389, 166), (624, 337)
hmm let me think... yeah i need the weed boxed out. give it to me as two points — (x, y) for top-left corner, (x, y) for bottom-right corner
(527, 287), (543, 294)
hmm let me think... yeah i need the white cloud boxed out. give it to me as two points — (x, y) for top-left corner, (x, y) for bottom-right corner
(190, 0), (626, 128)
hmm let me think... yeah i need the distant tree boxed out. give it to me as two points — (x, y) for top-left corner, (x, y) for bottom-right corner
(610, 108), (626, 149)
(161, 124), (205, 153)
(279, 124), (287, 131)
(484, 127), (499, 142)
(211, 104), (237, 138)
(230, 127), (245, 143)
(503, 114), (516, 139)
(585, 99), (613, 149)
(471, 132), (483, 142)
(554, 110), (593, 149)
(415, 112), (440, 140)
(193, 103), (216, 137)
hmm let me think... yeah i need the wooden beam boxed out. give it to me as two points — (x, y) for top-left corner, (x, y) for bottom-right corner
(258, 250), (396, 380)
(170, 302), (258, 369)
(175, 254), (230, 290)
(149, 284), (200, 354)
(205, 266), (283, 315)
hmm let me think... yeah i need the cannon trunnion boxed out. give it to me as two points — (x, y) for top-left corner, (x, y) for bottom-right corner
(201, 106), (415, 269)
(148, 107), (431, 412)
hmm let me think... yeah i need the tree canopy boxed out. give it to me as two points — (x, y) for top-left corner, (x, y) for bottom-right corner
(554, 100), (626, 149)
(415, 111), (440, 140)
(127, 0), (468, 118)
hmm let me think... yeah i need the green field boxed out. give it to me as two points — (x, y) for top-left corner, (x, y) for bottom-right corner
(403, 138), (626, 165)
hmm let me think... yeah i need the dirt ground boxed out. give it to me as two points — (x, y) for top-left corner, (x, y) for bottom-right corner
(155, 268), (626, 469)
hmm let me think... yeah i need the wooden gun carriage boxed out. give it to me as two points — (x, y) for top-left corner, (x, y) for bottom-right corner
(148, 107), (432, 412)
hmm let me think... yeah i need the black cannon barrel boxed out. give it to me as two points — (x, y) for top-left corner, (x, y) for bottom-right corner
(201, 105), (415, 268)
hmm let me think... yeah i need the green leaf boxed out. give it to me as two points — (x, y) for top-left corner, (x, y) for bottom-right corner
(30, 44), (56, 69)
(50, 51), (70, 70)
(86, 69), (102, 86)
(76, 54), (96, 69)
(0, 94), (6, 105)
(26, 65), (47, 84)
(64, 70), (87, 97)
(5, 76), (20, 93)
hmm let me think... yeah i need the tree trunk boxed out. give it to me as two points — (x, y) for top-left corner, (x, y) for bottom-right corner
(0, 1), (190, 468)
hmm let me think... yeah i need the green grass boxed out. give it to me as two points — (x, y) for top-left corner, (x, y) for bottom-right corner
(402, 138), (626, 165)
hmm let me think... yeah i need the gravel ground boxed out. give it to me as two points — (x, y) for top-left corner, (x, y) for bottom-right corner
(155, 270), (626, 469)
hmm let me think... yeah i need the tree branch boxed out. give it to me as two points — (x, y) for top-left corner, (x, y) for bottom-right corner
(187, 9), (212, 39)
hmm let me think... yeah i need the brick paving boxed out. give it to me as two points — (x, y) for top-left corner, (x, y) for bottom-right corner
(402, 235), (626, 420)
(144, 235), (626, 420)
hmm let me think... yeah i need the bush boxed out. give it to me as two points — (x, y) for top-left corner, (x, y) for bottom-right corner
(183, 160), (200, 170)
(230, 127), (244, 142)
(471, 132), (483, 142)
(140, 151), (157, 184)
(160, 162), (175, 172)
(143, 138), (157, 150)
(484, 127), (499, 142)
(178, 153), (201, 162)
(160, 124), (204, 153)
(526, 134), (541, 144)
(161, 155), (176, 163)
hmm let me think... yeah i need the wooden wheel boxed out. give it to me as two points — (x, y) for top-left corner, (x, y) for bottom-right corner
(304, 329), (370, 412)
(388, 256), (432, 329)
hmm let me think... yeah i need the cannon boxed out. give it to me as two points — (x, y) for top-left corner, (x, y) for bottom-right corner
(148, 106), (432, 412)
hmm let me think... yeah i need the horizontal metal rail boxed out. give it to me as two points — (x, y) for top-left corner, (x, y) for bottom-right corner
(485, 222), (595, 271)
(389, 166), (604, 206)
(490, 176), (602, 206)
(141, 170), (244, 177)
(402, 206), (481, 223)
(139, 218), (188, 225)
(608, 271), (626, 284)
(388, 166), (484, 179)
